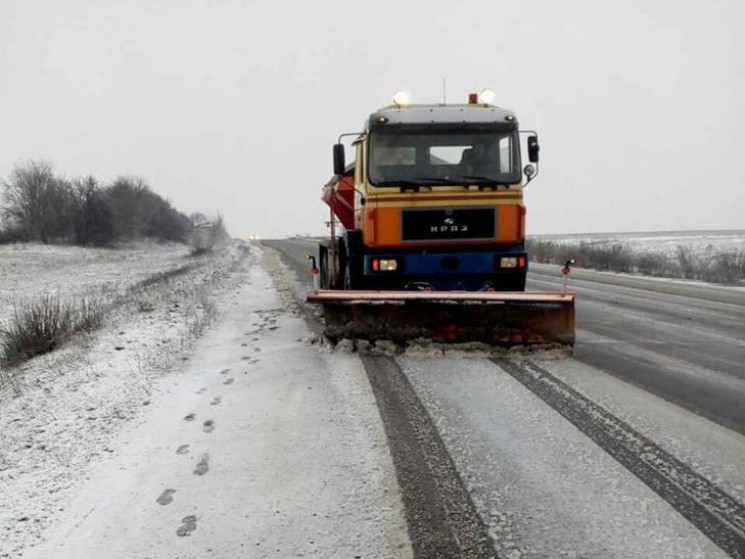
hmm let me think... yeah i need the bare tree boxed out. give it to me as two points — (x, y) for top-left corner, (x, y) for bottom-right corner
(105, 176), (150, 240)
(2, 160), (73, 243)
(71, 176), (114, 246)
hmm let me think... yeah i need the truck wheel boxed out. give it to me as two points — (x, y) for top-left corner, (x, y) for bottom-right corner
(343, 263), (355, 290)
(343, 258), (363, 290)
(329, 238), (346, 289)
(319, 245), (329, 289)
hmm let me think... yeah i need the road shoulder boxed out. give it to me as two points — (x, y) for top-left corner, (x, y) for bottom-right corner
(20, 248), (411, 559)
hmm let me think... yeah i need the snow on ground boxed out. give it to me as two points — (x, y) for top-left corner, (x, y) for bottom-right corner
(0, 241), (248, 557)
(0, 240), (192, 319)
(0, 243), (410, 558)
(532, 229), (745, 257)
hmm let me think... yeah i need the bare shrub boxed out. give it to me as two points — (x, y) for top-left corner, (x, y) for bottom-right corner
(703, 250), (745, 284)
(526, 239), (575, 266)
(676, 245), (696, 279)
(76, 297), (104, 332)
(576, 241), (633, 272)
(529, 237), (745, 285)
(190, 214), (229, 256)
(0, 295), (104, 366)
(634, 252), (673, 276)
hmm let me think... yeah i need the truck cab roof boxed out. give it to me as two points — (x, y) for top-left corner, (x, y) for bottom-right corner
(369, 104), (517, 129)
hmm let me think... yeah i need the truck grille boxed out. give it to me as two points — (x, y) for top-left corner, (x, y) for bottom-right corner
(401, 208), (495, 241)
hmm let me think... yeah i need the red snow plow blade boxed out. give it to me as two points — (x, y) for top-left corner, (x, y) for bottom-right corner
(307, 290), (575, 346)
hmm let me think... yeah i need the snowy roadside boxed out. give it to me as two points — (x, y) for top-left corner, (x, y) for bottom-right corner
(2, 244), (411, 558)
(530, 261), (745, 298)
(0, 241), (249, 557)
(0, 241), (195, 319)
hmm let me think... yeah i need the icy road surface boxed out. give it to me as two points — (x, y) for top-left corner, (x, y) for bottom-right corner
(266, 238), (745, 557)
(529, 263), (745, 433)
(24, 250), (411, 559)
(400, 355), (742, 558)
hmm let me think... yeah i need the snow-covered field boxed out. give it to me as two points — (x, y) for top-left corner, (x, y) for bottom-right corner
(0, 241), (193, 320)
(529, 230), (745, 285)
(531, 229), (745, 256)
(0, 241), (249, 557)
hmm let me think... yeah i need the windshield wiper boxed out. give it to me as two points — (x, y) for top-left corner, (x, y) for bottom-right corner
(458, 175), (513, 188)
(376, 179), (469, 191)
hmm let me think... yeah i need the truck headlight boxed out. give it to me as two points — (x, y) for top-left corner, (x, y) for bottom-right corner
(498, 256), (527, 269)
(372, 259), (398, 272)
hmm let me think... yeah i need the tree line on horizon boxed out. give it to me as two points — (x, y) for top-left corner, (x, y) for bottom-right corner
(0, 160), (207, 247)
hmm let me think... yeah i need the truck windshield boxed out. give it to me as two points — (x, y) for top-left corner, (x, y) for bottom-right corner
(368, 129), (521, 187)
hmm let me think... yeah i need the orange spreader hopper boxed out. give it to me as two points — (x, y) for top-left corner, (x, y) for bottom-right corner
(307, 290), (575, 346)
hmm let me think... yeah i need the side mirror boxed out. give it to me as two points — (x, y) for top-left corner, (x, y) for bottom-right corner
(333, 144), (345, 175)
(527, 136), (540, 163)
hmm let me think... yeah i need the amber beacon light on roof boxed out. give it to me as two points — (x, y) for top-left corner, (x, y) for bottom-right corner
(307, 89), (575, 347)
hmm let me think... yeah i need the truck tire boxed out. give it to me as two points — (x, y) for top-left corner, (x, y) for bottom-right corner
(343, 230), (363, 290)
(328, 238), (346, 289)
(343, 258), (362, 289)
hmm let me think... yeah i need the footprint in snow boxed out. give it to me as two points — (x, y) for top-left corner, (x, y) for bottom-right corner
(203, 420), (215, 433)
(193, 453), (209, 476)
(156, 489), (176, 506)
(196, 388), (207, 395)
(220, 368), (231, 375)
(210, 396), (221, 406)
(184, 413), (196, 422)
(176, 515), (198, 537)
(223, 378), (234, 385)
(176, 444), (190, 455)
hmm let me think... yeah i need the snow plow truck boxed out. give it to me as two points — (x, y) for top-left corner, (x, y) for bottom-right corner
(308, 90), (575, 346)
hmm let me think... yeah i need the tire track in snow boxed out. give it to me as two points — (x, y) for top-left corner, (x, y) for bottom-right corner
(362, 355), (497, 559)
(492, 357), (745, 559)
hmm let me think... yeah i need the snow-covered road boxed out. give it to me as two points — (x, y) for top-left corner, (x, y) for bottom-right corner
(400, 355), (744, 558)
(265, 238), (745, 557)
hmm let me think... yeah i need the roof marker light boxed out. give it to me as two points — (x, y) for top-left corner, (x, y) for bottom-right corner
(392, 90), (410, 107)
(478, 88), (496, 105)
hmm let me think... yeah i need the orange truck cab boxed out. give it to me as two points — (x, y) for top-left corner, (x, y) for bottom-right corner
(321, 91), (540, 292)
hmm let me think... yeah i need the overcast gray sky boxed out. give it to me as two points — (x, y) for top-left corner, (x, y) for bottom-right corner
(1, 0), (743, 238)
